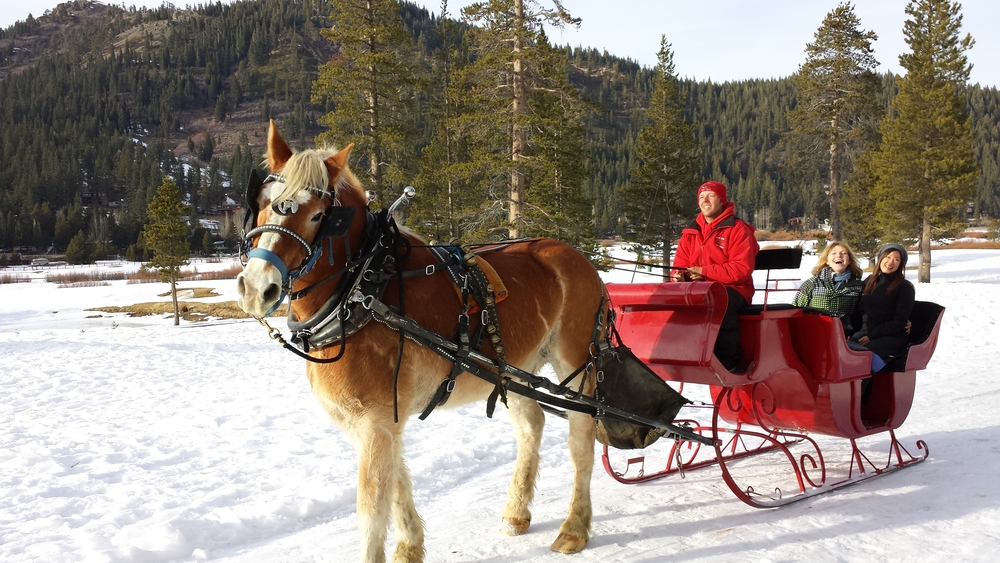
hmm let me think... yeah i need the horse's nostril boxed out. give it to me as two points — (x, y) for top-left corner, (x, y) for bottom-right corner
(236, 276), (246, 296)
(263, 283), (280, 304)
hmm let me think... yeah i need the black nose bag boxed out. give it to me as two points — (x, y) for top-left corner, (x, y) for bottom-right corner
(594, 345), (690, 450)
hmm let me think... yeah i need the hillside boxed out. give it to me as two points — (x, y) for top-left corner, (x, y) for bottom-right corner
(1, 0), (334, 156)
(1, 0), (999, 254)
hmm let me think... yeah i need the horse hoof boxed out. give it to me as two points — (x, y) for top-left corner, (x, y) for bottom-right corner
(501, 517), (531, 536)
(550, 532), (587, 554)
(391, 542), (425, 563)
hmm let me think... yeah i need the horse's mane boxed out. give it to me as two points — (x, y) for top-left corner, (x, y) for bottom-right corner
(272, 147), (358, 204)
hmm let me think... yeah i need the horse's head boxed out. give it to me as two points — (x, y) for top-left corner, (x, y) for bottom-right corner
(236, 120), (367, 318)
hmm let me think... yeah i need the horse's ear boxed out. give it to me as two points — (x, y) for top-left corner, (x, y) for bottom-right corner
(266, 119), (293, 170)
(326, 143), (354, 174)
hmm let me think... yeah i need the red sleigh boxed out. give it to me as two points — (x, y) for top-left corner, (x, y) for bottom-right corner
(602, 248), (944, 507)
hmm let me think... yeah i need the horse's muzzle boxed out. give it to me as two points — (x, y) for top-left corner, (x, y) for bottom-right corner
(236, 267), (283, 318)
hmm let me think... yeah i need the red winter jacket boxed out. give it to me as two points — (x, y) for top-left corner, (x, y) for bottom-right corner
(673, 202), (759, 303)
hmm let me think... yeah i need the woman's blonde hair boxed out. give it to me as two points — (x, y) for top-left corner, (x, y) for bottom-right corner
(812, 241), (863, 278)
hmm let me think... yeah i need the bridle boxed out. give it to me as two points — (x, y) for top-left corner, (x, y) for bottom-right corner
(240, 168), (416, 375)
(241, 170), (357, 316)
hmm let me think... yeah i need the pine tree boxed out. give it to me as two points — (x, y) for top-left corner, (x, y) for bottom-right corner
(867, 0), (977, 282)
(620, 37), (699, 278)
(787, 2), (882, 240)
(521, 33), (594, 248)
(65, 230), (93, 265)
(841, 151), (883, 260)
(462, 0), (581, 238)
(201, 230), (214, 256)
(411, 1), (477, 242)
(53, 197), (85, 250)
(312, 0), (421, 200)
(143, 177), (190, 325)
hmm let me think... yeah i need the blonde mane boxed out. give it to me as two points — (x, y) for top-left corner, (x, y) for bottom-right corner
(272, 147), (346, 203)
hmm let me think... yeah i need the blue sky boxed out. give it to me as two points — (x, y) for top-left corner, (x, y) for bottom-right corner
(3, 0), (998, 86)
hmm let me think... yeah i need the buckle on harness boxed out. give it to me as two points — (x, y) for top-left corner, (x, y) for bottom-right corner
(425, 264), (436, 275)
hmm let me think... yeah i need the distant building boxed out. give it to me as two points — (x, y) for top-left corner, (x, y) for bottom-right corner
(199, 218), (222, 234)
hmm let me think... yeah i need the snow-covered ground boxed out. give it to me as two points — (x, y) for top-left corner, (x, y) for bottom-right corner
(1, 247), (998, 562)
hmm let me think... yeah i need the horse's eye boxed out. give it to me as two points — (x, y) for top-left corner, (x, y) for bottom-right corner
(312, 212), (324, 222)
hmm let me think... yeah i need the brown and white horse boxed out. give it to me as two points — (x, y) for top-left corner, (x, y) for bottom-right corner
(236, 122), (606, 562)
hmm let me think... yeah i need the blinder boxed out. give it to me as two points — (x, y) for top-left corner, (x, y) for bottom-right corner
(242, 170), (353, 243)
(318, 205), (355, 239)
(242, 168), (265, 237)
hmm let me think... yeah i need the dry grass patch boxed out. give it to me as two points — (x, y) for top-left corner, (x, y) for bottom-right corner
(933, 240), (1000, 250)
(755, 230), (801, 242)
(48, 271), (129, 284)
(193, 265), (243, 280)
(0, 274), (31, 284)
(88, 286), (287, 322)
(57, 281), (112, 288)
(88, 301), (287, 322)
(127, 265), (244, 284)
(759, 244), (802, 251)
(156, 287), (221, 299)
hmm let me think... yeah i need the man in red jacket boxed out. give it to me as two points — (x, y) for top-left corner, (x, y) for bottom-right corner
(671, 181), (759, 371)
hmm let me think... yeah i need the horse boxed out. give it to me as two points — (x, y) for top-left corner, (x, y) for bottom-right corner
(236, 121), (608, 562)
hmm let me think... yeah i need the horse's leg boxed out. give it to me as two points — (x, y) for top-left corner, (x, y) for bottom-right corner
(390, 441), (425, 563)
(354, 419), (399, 563)
(550, 408), (595, 553)
(500, 394), (545, 535)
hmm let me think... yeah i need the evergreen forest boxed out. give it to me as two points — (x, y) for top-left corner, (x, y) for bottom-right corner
(1, 0), (998, 263)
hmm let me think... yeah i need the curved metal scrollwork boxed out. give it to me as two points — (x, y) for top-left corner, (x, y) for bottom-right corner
(601, 386), (929, 508)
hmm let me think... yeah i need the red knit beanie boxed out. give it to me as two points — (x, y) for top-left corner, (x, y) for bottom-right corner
(697, 181), (728, 205)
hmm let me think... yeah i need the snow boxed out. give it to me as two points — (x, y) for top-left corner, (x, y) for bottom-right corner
(2, 247), (999, 562)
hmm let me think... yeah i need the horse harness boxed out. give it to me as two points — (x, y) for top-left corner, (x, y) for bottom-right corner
(243, 174), (710, 445)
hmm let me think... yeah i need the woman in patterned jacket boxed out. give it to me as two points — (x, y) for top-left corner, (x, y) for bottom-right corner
(792, 241), (864, 336)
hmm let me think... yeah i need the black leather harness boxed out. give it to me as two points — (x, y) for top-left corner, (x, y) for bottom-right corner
(241, 171), (710, 445)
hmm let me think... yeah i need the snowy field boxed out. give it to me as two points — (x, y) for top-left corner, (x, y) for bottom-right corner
(1, 246), (998, 562)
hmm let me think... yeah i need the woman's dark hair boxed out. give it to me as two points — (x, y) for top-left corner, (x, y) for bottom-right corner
(864, 249), (905, 294)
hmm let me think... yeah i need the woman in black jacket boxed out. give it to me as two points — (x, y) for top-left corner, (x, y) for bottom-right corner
(851, 242), (915, 371)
